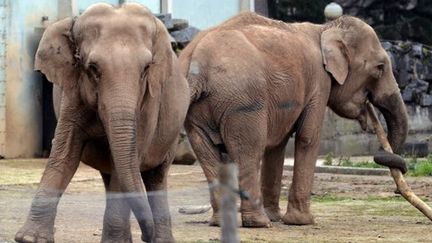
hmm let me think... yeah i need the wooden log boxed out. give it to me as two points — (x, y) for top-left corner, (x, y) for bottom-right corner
(178, 204), (211, 215)
(366, 101), (432, 221)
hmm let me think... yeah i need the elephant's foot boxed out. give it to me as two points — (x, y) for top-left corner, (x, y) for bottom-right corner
(102, 232), (132, 243)
(154, 235), (175, 243)
(282, 208), (315, 225)
(152, 226), (175, 243)
(15, 219), (55, 243)
(264, 207), (282, 222)
(241, 211), (272, 228)
(101, 236), (132, 243)
(101, 225), (132, 243)
(208, 212), (220, 227)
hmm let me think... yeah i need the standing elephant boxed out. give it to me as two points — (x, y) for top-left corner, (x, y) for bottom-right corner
(180, 13), (408, 228)
(15, 3), (189, 243)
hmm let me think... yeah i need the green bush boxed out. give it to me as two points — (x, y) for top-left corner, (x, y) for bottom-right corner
(407, 155), (432, 176)
(323, 152), (334, 166)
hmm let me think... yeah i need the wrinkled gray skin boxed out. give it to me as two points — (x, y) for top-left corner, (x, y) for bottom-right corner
(180, 13), (408, 228)
(15, 3), (189, 243)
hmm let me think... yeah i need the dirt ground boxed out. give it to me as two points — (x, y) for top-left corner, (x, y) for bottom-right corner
(1, 159), (432, 242)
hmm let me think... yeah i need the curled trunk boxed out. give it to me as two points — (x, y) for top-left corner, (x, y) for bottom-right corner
(372, 92), (408, 153)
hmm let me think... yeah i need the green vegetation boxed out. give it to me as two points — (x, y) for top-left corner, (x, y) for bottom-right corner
(406, 155), (432, 176)
(312, 195), (351, 203)
(312, 194), (406, 203)
(323, 152), (334, 166)
(335, 158), (384, 168)
(322, 153), (383, 168)
(323, 153), (432, 176)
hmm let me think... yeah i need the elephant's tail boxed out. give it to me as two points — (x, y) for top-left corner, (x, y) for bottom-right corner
(179, 31), (210, 103)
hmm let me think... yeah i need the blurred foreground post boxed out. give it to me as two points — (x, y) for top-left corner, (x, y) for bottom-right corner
(220, 153), (240, 243)
(367, 101), (432, 221)
(57, 0), (77, 19)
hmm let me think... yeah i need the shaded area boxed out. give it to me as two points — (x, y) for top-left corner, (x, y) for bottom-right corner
(268, 0), (432, 45)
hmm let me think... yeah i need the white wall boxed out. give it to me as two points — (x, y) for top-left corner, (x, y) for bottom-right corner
(172, 0), (253, 29)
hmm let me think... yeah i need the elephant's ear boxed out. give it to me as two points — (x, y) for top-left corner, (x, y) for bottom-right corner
(321, 28), (350, 85)
(35, 18), (77, 88)
(145, 17), (174, 97)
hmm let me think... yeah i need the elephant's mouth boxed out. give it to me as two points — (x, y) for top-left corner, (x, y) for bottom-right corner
(353, 91), (376, 131)
(356, 106), (369, 131)
(356, 94), (372, 131)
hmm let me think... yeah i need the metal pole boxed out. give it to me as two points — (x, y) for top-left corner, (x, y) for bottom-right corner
(57, 0), (77, 19)
(220, 153), (240, 243)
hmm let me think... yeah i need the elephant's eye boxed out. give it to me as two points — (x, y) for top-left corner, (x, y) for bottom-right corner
(373, 63), (385, 79)
(141, 65), (150, 80)
(88, 62), (101, 81)
(377, 63), (384, 71)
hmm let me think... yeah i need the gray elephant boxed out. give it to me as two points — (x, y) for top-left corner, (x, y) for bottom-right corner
(179, 13), (408, 228)
(15, 3), (189, 243)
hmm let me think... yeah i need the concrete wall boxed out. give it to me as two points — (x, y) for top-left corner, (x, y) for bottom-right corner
(77, 0), (160, 13)
(285, 105), (432, 157)
(0, 0), (7, 156)
(4, 0), (59, 158)
(172, 0), (252, 29)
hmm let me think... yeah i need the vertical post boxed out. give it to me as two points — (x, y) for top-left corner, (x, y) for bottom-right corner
(57, 0), (78, 19)
(240, 0), (255, 12)
(161, 0), (172, 14)
(219, 153), (240, 243)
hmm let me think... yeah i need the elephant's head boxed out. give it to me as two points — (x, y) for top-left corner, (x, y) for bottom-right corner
(322, 16), (408, 153)
(34, 3), (174, 240)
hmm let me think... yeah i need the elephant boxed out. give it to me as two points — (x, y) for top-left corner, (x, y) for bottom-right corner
(15, 3), (189, 243)
(179, 12), (408, 228)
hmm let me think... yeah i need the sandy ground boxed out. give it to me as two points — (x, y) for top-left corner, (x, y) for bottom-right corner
(0, 159), (432, 242)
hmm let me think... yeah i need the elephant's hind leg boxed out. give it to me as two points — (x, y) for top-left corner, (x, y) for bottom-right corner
(223, 110), (271, 228)
(185, 123), (223, 227)
(101, 172), (132, 243)
(142, 161), (174, 243)
(261, 143), (287, 222)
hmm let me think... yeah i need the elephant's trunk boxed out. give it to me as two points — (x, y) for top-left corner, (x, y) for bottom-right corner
(105, 105), (154, 241)
(372, 92), (408, 153)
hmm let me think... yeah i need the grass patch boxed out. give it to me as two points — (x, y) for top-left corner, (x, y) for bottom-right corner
(406, 156), (432, 176)
(347, 200), (422, 217)
(0, 160), (46, 185)
(312, 195), (423, 217)
(312, 195), (351, 203)
(312, 195), (406, 203)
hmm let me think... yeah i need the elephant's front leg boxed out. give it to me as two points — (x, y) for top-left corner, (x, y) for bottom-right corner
(282, 99), (325, 225)
(15, 99), (88, 243)
(142, 161), (174, 243)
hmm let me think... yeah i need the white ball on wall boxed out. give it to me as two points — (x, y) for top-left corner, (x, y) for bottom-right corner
(324, 2), (343, 20)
